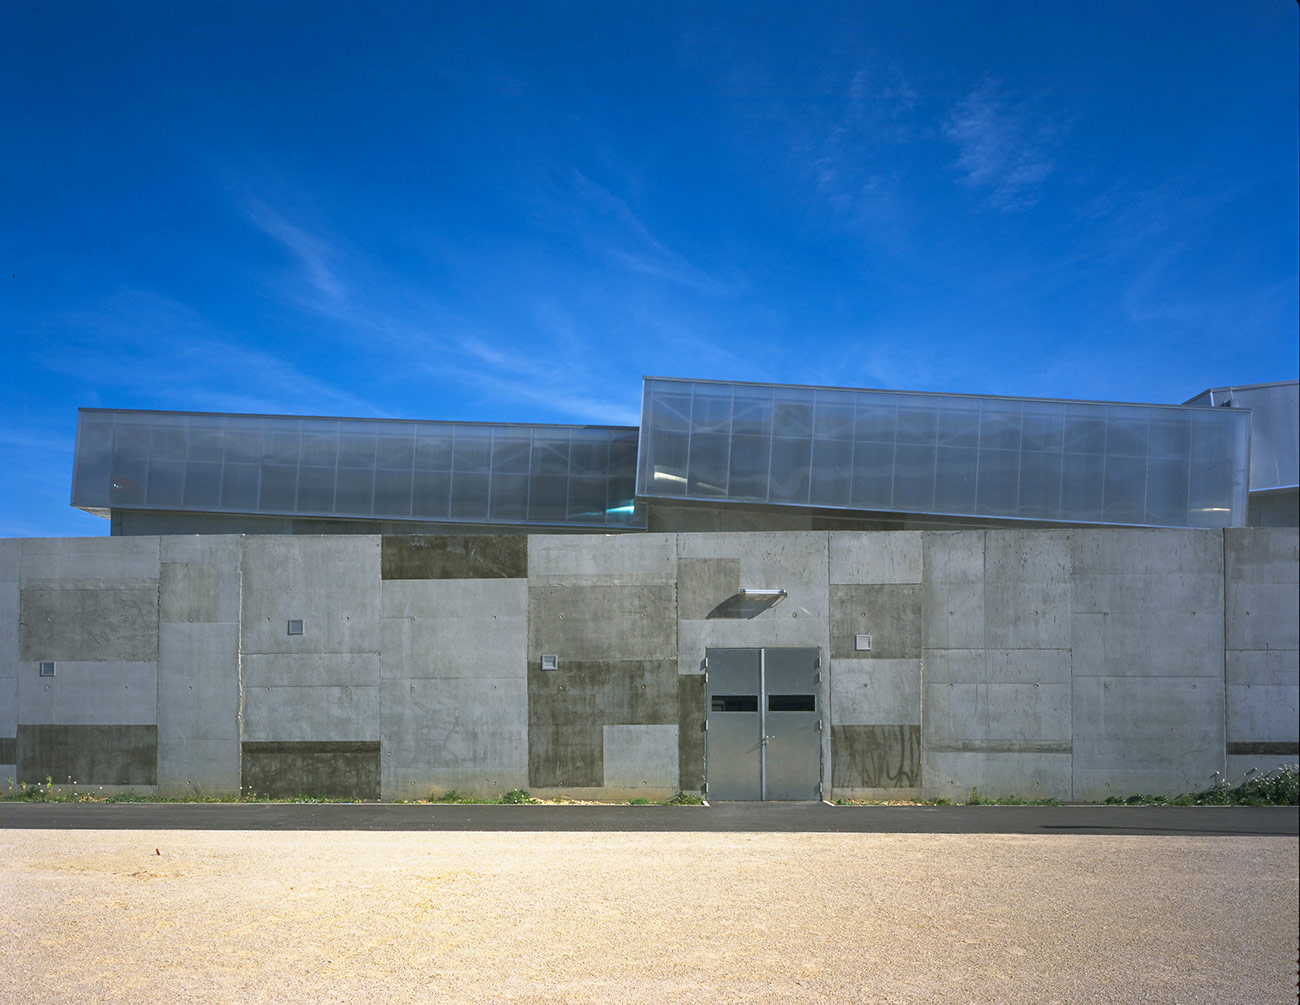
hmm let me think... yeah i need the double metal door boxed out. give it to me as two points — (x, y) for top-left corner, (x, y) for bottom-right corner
(705, 647), (821, 800)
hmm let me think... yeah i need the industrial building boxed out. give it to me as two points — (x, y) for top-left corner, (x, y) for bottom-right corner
(3, 377), (1296, 801)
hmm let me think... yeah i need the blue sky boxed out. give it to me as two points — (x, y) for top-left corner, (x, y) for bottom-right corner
(2, 0), (1296, 537)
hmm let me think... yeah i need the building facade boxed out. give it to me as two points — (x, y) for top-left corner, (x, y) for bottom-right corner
(2, 376), (1296, 800)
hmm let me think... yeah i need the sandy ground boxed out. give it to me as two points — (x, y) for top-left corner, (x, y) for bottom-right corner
(1, 830), (1296, 1004)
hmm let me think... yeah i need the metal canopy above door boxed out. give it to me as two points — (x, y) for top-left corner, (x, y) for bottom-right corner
(705, 647), (822, 800)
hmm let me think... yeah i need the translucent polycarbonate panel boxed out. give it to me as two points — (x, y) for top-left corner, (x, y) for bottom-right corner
(72, 409), (645, 529)
(1187, 382), (1298, 492)
(637, 377), (1251, 527)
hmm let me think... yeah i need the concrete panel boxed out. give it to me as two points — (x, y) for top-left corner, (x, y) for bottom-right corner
(242, 684), (378, 742)
(159, 563), (221, 624)
(157, 623), (239, 741)
(242, 741), (379, 800)
(381, 535), (527, 580)
(528, 534), (676, 585)
(19, 536), (160, 582)
(924, 682), (1071, 748)
(677, 532), (830, 622)
(829, 532), (922, 585)
(602, 724), (679, 795)
(19, 588), (159, 662)
(1226, 754), (1300, 786)
(381, 577), (527, 621)
(831, 724), (920, 789)
(922, 534), (985, 649)
(155, 738), (240, 796)
(830, 584), (921, 660)
(829, 659), (920, 726)
(1225, 684), (1300, 743)
(0, 674), (14, 734)
(0, 538), (19, 581)
(17, 662), (158, 725)
(1224, 527), (1300, 584)
(381, 675), (527, 799)
(243, 653), (380, 689)
(677, 558), (740, 620)
(0, 581), (17, 673)
(1225, 582), (1300, 651)
(1071, 529), (1222, 575)
(1072, 676), (1225, 799)
(1070, 608), (1223, 678)
(0, 737), (13, 763)
(160, 535), (242, 622)
(528, 659), (678, 788)
(240, 535), (379, 594)
(241, 586), (380, 656)
(984, 530), (1071, 650)
(1226, 648), (1300, 685)
(381, 578), (526, 681)
(528, 585), (677, 662)
(17, 724), (157, 786)
(923, 751), (1072, 801)
(678, 673), (706, 793)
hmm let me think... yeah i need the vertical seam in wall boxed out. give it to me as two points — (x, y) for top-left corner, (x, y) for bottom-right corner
(1220, 528), (1228, 781)
(153, 536), (161, 791)
(236, 535), (245, 793)
(918, 531), (925, 800)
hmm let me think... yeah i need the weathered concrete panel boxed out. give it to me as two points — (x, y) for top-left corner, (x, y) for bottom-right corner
(159, 563), (221, 623)
(19, 588), (159, 662)
(528, 659), (678, 788)
(1225, 684), (1300, 743)
(0, 674), (14, 735)
(380, 577), (526, 621)
(922, 531), (985, 649)
(984, 531), (1072, 650)
(0, 538), (19, 582)
(381, 535), (527, 580)
(923, 751), (1072, 801)
(678, 673), (705, 793)
(529, 585), (677, 662)
(1070, 609), (1223, 678)
(0, 736), (14, 763)
(1224, 527), (1300, 584)
(0, 581), (18, 672)
(830, 584), (921, 660)
(1072, 529), (1222, 575)
(1072, 676), (1225, 799)
(602, 724), (679, 795)
(241, 536), (379, 593)
(19, 536), (160, 582)
(829, 532), (922, 585)
(677, 558), (739, 620)
(831, 724), (920, 788)
(243, 653), (380, 689)
(529, 534), (676, 585)
(1226, 583), (1300, 651)
(829, 659), (920, 726)
(241, 741), (379, 799)
(157, 623), (239, 741)
(17, 724), (157, 785)
(381, 676), (527, 799)
(155, 738), (240, 796)
(242, 684), (379, 742)
(1226, 648), (1300, 685)
(17, 662), (158, 725)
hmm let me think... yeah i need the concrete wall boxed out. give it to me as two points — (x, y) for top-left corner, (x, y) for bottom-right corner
(2, 528), (1295, 800)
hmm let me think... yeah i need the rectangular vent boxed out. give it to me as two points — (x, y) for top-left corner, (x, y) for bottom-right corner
(540, 654), (558, 671)
(855, 634), (872, 652)
(39, 661), (55, 677)
(287, 619), (304, 636)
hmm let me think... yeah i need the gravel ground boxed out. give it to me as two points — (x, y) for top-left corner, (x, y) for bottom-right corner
(2, 830), (1296, 1004)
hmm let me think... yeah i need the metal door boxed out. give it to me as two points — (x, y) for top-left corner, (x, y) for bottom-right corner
(705, 647), (821, 800)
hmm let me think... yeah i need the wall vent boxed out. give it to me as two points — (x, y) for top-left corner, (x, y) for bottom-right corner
(855, 634), (872, 652)
(540, 654), (559, 671)
(39, 661), (55, 677)
(287, 619), (304, 636)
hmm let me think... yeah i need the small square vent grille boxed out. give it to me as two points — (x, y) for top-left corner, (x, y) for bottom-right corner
(855, 634), (873, 652)
(287, 619), (304, 636)
(39, 661), (56, 677)
(540, 654), (559, 671)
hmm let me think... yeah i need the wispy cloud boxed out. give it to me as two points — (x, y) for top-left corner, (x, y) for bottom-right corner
(241, 196), (349, 307)
(943, 80), (1065, 211)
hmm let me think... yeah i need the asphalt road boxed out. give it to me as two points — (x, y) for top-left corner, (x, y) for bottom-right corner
(1, 800), (1295, 835)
